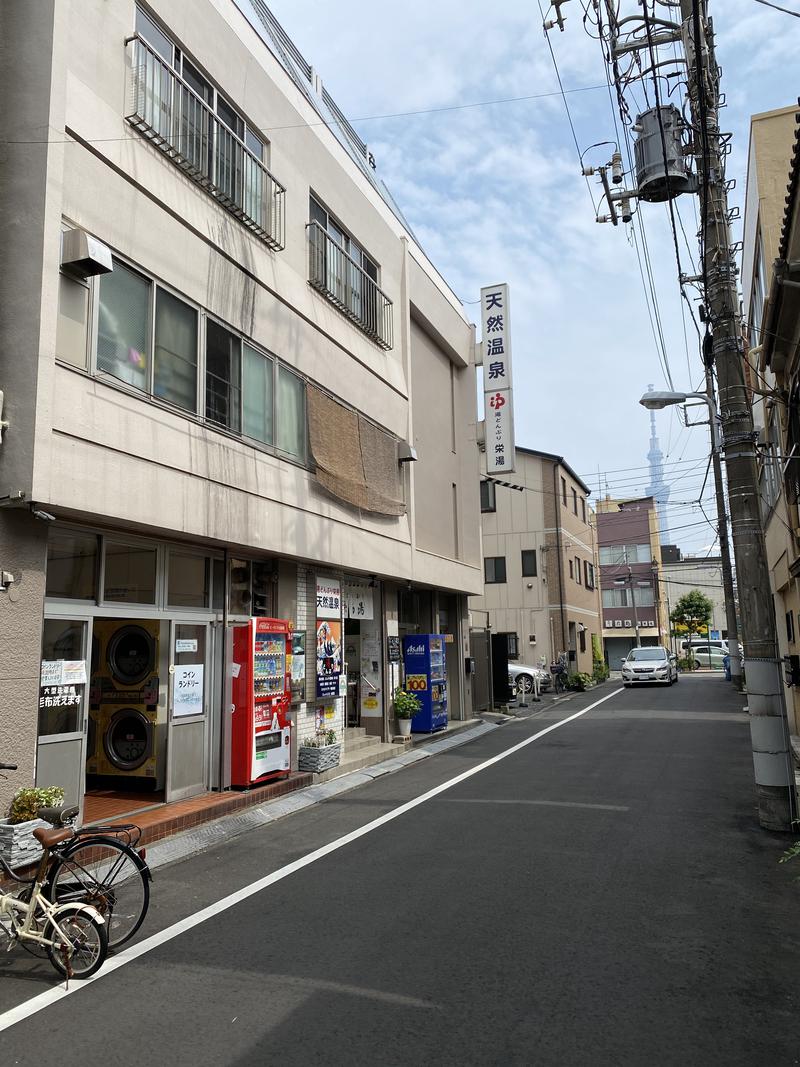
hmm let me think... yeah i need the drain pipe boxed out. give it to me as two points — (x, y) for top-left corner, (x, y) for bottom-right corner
(217, 547), (229, 792)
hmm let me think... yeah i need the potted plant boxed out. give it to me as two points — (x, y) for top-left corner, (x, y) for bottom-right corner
(0, 786), (64, 867)
(394, 687), (422, 737)
(298, 728), (341, 774)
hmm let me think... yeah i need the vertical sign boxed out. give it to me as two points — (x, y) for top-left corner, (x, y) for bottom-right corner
(480, 283), (515, 474)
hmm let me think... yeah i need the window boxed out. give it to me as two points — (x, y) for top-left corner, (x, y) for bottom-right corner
(97, 260), (150, 390)
(242, 343), (274, 445)
(168, 551), (210, 609)
(568, 559), (574, 579)
(572, 488), (578, 515)
(748, 230), (767, 348)
(103, 541), (157, 604)
(480, 480), (497, 513)
(484, 556), (507, 584)
(788, 611), (796, 645)
(56, 274), (90, 369)
(561, 477), (567, 505)
(39, 620), (86, 736)
(579, 628), (586, 653)
(503, 632), (519, 660)
(575, 556), (581, 584)
(580, 498), (586, 524)
(205, 320), (242, 432)
(584, 560), (595, 590)
(307, 195), (392, 349)
(276, 365), (306, 460)
(602, 586), (654, 608)
(154, 288), (198, 412)
(128, 7), (283, 248)
(46, 530), (98, 600)
(521, 549), (537, 577)
(599, 543), (652, 566)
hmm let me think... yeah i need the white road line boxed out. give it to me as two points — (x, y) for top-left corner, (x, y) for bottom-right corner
(440, 798), (630, 811)
(0, 687), (622, 1033)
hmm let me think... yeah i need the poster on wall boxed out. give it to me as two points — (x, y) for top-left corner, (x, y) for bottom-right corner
(291, 632), (306, 687)
(316, 620), (342, 698)
(316, 577), (341, 619)
(173, 664), (204, 718)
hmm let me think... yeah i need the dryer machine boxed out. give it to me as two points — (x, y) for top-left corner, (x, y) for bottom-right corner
(88, 620), (162, 787)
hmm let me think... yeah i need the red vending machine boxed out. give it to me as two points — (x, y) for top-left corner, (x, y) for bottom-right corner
(231, 617), (292, 787)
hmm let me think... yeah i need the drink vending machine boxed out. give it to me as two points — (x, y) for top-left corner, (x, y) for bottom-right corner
(402, 634), (448, 733)
(231, 617), (292, 787)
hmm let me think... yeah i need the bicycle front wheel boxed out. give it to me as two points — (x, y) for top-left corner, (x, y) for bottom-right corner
(47, 910), (108, 979)
(47, 837), (150, 949)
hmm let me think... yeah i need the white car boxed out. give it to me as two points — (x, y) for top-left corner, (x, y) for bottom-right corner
(508, 662), (552, 697)
(621, 646), (678, 686)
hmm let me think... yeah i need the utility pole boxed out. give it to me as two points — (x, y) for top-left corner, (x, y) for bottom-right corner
(704, 363), (742, 689)
(680, 0), (795, 830)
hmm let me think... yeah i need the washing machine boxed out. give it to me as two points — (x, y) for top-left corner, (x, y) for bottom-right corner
(87, 620), (161, 787)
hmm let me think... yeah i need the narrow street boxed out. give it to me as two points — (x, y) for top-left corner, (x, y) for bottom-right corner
(2, 675), (799, 1066)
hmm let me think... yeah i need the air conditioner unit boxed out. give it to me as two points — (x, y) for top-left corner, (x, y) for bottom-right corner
(624, 619), (633, 628)
(614, 620), (623, 628)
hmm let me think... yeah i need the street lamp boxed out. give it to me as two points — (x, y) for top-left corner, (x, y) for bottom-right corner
(639, 390), (720, 451)
(638, 387), (742, 688)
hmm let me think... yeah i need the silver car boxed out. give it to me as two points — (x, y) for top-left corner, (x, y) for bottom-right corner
(508, 662), (552, 697)
(621, 646), (678, 686)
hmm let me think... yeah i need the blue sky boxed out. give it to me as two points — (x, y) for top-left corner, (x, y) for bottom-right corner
(251, 1), (800, 552)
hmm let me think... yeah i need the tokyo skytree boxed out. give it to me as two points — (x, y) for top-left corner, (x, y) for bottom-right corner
(644, 383), (671, 543)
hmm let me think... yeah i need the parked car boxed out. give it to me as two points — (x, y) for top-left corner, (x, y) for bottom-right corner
(621, 646), (678, 686)
(508, 662), (552, 697)
(688, 644), (727, 670)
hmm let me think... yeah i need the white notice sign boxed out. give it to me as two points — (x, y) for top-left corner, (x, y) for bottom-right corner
(173, 664), (204, 718)
(316, 577), (342, 619)
(61, 661), (87, 685)
(40, 661), (63, 687)
(481, 283), (515, 473)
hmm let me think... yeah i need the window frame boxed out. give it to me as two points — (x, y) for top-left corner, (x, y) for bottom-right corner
(580, 497), (586, 524)
(572, 488), (578, 515)
(561, 477), (567, 506)
(480, 480), (497, 514)
(309, 193), (380, 283)
(584, 560), (595, 590)
(521, 549), (537, 577)
(575, 556), (581, 584)
(484, 556), (507, 584)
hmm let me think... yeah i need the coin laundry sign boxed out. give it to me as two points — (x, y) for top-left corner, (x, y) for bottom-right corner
(481, 283), (515, 474)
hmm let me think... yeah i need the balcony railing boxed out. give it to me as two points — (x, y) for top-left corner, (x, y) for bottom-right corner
(125, 36), (285, 251)
(307, 222), (393, 350)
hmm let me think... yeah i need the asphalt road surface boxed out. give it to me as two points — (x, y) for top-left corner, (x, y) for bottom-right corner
(2, 675), (799, 1066)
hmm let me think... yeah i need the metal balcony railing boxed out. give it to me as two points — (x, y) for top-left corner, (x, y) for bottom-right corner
(125, 36), (285, 250)
(307, 222), (393, 350)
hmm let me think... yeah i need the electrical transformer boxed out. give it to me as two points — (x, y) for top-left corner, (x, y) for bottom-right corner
(634, 105), (695, 202)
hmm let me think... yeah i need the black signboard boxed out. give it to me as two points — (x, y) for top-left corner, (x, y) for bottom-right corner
(388, 636), (401, 662)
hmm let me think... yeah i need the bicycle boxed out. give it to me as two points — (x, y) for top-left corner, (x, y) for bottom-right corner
(0, 818), (108, 980)
(1, 762), (151, 950)
(38, 804), (151, 950)
(550, 660), (569, 695)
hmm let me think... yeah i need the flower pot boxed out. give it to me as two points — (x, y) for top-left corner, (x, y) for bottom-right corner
(0, 817), (50, 868)
(298, 742), (342, 774)
(397, 718), (412, 737)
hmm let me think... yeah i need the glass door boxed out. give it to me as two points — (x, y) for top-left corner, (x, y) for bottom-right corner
(37, 616), (92, 814)
(166, 621), (209, 802)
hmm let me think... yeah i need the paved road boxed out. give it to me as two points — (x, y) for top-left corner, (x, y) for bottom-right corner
(2, 676), (799, 1065)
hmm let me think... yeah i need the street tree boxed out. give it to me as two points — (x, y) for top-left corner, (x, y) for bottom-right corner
(670, 590), (714, 661)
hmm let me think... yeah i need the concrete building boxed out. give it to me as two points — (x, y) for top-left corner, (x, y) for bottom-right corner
(660, 551), (729, 647)
(0, 0), (483, 816)
(596, 496), (669, 669)
(472, 448), (603, 677)
(743, 104), (800, 733)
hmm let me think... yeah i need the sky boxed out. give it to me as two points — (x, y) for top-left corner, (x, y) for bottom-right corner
(247, 0), (800, 553)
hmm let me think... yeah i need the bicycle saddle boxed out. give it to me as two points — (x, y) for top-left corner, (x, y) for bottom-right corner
(33, 826), (75, 848)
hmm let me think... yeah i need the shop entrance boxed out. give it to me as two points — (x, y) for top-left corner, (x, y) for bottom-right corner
(84, 617), (165, 821)
(344, 616), (383, 730)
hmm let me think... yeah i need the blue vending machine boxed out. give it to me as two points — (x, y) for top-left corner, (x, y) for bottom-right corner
(403, 634), (448, 733)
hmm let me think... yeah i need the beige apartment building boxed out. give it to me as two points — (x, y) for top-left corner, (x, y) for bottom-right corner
(472, 448), (603, 677)
(742, 104), (800, 733)
(0, 0), (483, 817)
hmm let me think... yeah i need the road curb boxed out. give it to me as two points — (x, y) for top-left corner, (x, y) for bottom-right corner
(143, 720), (501, 872)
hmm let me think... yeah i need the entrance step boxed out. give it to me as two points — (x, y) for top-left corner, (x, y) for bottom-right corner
(316, 733), (399, 783)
